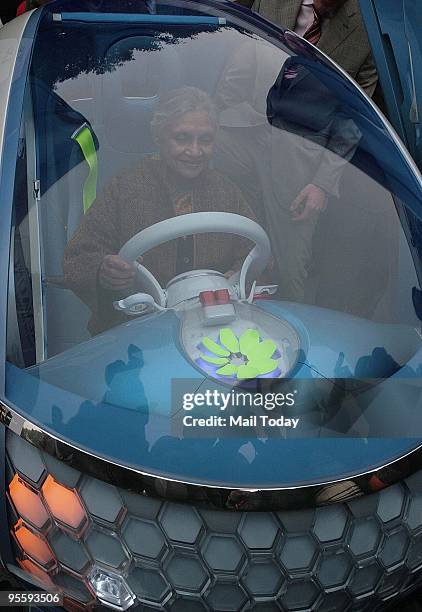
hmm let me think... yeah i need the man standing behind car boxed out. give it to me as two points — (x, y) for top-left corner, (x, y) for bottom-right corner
(242, 0), (378, 97)
(236, 0), (392, 318)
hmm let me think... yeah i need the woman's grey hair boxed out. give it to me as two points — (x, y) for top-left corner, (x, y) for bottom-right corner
(151, 86), (218, 143)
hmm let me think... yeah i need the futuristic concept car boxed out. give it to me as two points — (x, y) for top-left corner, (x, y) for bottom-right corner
(1, 1), (422, 610)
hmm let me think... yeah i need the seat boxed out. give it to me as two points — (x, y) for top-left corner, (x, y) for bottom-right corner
(36, 36), (183, 356)
(32, 79), (99, 357)
(37, 28), (243, 356)
(100, 35), (183, 185)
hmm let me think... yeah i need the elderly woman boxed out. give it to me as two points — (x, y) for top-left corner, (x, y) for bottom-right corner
(63, 87), (255, 334)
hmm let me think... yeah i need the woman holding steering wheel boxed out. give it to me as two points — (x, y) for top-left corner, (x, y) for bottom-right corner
(63, 87), (257, 334)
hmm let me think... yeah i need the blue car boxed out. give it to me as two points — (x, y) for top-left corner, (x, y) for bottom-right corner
(1, 1), (422, 610)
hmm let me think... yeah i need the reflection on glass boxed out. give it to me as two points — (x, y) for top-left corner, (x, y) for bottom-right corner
(5, 3), (422, 488)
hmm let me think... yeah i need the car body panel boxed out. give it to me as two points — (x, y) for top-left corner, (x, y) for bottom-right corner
(0, 10), (40, 573)
(3, 4), (422, 609)
(0, 11), (38, 392)
(1, 0), (422, 493)
(2, 300), (420, 488)
(0, 14), (32, 165)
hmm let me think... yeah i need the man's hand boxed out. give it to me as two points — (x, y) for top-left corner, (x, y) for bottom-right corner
(290, 184), (327, 222)
(99, 255), (136, 291)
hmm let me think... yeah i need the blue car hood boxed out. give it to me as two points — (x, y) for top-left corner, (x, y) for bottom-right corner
(5, 305), (422, 489)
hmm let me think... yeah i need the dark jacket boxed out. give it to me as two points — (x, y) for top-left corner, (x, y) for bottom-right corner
(251, 0), (378, 96)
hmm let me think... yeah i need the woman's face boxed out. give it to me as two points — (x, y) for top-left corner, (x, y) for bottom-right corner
(160, 110), (216, 179)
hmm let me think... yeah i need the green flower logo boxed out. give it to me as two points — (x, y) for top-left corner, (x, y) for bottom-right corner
(198, 328), (280, 380)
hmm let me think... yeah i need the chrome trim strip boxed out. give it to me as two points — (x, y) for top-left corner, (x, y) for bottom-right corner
(2, 396), (422, 510)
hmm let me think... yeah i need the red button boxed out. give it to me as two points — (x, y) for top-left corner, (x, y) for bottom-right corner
(215, 289), (230, 305)
(199, 291), (216, 306)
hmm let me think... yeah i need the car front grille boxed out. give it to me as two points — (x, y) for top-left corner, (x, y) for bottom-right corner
(6, 429), (422, 612)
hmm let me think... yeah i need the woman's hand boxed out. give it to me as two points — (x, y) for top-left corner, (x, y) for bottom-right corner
(224, 270), (236, 279)
(99, 255), (136, 291)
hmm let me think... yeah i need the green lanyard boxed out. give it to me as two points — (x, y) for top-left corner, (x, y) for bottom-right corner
(72, 124), (98, 214)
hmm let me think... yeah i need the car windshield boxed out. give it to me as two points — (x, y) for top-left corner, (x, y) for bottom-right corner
(5, 0), (422, 488)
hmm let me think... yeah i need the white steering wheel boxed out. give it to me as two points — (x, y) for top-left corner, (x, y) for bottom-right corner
(118, 212), (271, 307)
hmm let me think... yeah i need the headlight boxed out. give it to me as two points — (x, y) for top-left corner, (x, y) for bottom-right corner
(5, 431), (143, 610)
(88, 566), (135, 610)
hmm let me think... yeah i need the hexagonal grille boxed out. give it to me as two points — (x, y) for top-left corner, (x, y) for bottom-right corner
(5, 430), (422, 611)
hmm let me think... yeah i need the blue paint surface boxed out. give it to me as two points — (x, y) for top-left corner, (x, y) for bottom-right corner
(6, 306), (422, 488)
